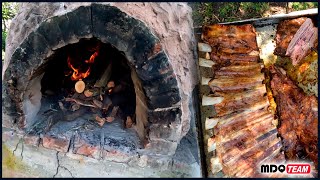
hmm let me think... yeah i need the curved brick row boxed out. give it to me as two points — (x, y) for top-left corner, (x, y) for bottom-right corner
(2, 3), (191, 156)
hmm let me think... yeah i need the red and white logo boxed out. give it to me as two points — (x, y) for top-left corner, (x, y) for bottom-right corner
(286, 164), (311, 174)
(259, 162), (313, 177)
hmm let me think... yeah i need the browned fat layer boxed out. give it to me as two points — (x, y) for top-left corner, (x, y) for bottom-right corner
(270, 150), (286, 164)
(215, 66), (262, 77)
(215, 109), (270, 136)
(218, 63), (262, 71)
(218, 47), (257, 55)
(214, 95), (268, 117)
(229, 140), (282, 177)
(213, 84), (266, 97)
(274, 17), (307, 56)
(214, 106), (269, 129)
(221, 130), (278, 165)
(219, 117), (275, 152)
(251, 146), (285, 178)
(202, 24), (256, 40)
(219, 54), (259, 62)
(219, 123), (275, 157)
(209, 75), (264, 92)
(270, 65), (318, 167)
(232, 138), (280, 170)
(211, 54), (259, 65)
(209, 37), (258, 51)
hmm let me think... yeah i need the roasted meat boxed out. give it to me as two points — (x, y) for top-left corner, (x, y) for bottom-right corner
(203, 24), (259, 63)
(285, 18), (318, 66)
(202, 24), (285, 177)
(274, 17), (307, 56)
(270, 65), (318, 168)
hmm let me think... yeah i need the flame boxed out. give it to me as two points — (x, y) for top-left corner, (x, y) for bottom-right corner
(85, 51), (98, 64)
(67, 48), (99, 81)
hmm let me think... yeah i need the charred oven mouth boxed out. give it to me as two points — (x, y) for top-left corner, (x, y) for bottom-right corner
(26, 38), (144, 152)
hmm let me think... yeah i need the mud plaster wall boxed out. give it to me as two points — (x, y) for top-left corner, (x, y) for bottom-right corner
(3, 2), (199, 140)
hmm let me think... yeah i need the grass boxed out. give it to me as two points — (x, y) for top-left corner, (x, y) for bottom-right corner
(290, 2), (318, 11)
(240, 2), (269, 17)
(191, 2), (318, 26)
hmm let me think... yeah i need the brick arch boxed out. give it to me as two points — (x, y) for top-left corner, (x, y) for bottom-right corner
(3, 4), (181, 154)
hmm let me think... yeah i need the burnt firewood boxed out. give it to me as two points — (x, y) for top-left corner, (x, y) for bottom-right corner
(112, 84), (125, 94)
(102, 94), (112, 110)
(44, 111), (65, 132)
(64, 107), (88, 121)
(58, 101), (67, 112)
(95, 115), (106, 127)
(84, 89), (93, 97)
(110, 106), (119, 117)
(107, 81), (115, 89)
(94, 63), (112, 88)
(125, 116), (133, 128)
(64, 97), (98, 108)
(71, 103), (80, 111)
(92, 99), (103, 109)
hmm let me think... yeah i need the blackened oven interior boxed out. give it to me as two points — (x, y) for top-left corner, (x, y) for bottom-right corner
(30, 38), (142, 150)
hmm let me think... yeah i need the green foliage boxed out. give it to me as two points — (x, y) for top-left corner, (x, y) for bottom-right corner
(240, 2), (269, 17)
(218, 2), (240, 22)
(2, 2), (18, 52)
(191, 2), (271, 26)
(191, 2), (317, 27)
(291, 2), (318, 11)
(2, 2), (18, 20)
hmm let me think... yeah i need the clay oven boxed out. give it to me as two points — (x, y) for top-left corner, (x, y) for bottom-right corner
(2, 2), (199, 160)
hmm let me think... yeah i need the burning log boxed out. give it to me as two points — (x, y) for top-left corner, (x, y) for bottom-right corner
(75, 80), (86, 93)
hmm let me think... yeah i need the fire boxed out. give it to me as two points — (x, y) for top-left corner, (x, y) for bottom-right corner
(67, 49), (99, 81)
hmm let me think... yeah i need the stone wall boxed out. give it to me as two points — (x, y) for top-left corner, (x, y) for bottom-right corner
(3, 2), (198, 143)
(2, 2), (201, 177)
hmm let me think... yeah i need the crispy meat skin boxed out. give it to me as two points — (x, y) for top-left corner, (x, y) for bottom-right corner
(202, 24), (285, 177)
(214, 63), (262, 77)
(202, 24), (259, 66)
(270, 65), (318, 167)
(208, 73), (265, 92)
(274, 17), (307, 56)
(285, 18), (318, 66)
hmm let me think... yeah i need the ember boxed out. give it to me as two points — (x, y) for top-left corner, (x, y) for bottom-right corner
(39, 38), (136, 130)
